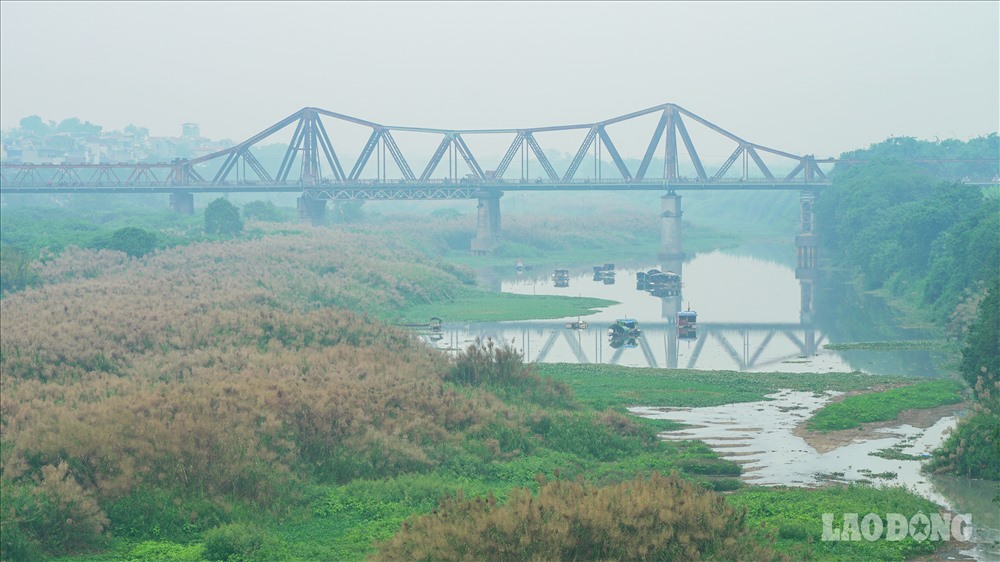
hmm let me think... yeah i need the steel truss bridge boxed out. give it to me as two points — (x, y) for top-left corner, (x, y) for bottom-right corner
(0, 103), (838, 198)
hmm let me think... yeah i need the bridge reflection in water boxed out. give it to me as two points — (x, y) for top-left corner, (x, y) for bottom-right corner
(423, 260), (835, 373)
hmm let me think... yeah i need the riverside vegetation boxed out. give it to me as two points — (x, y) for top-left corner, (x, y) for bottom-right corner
(0, 219), (954, 562)
(814, 136), (999, 482)
(2, 137), (995, 561)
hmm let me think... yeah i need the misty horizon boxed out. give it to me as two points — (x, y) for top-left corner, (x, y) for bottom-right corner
(2, 1), (998, 160)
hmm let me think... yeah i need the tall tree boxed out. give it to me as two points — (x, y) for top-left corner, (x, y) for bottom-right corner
(204, 198), (243, 235)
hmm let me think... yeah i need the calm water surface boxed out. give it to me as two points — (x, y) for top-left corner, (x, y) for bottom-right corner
(430, 248), (946, 376)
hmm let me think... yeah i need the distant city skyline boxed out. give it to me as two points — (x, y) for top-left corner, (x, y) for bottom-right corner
(1, 1), (997, 159)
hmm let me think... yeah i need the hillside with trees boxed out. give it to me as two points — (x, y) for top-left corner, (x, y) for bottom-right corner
(814, 134), (999, 480)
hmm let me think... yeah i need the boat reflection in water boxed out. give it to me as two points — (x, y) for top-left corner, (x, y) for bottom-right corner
(552, 268), (570, 287)
(608, 318), (641, 349)
(677, 309), (697, 340)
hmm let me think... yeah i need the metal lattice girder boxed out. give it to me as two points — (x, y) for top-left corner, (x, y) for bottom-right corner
(805, 157), (827, 181)
(712, 145), (745, 181)
(307, 185), (482, 200)
(597, 126), (632, 181)
(746, 146), (774, 179)
(124, 165), (157, 185)
(665, 108), (678, 180)
(314, 116), (346, 181)
(382, 131), (415, 180)
(420, 134), (454, 181)
(674, 113), (708, 180)
(277, 118), (306, 181)
(299, 116), (320, 181)
(493, 133), (524, 180)
(524, 132), (560, 181)
(563, 126), (599, 182)
(51, 167), (83, 185)
(91, 166), (122, 184)
(213, 151), (240, 183)
(241, 148), (273, 182)
(194, 109), (306, 168)
(783, 160), (806, 181)
(349, 129), (383, 181)
(636, 110), (669, 180)
(454, 134), (486, 179)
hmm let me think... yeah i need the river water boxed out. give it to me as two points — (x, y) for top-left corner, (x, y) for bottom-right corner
(431, 248), (948, 375)
(423, 246), (998, 560)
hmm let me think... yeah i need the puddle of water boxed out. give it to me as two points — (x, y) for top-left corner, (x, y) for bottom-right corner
(630, 392), (1000, 561)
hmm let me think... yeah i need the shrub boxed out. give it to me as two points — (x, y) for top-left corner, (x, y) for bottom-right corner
(446, 338), (571, 407)
(242, 200), (284, 222)
(202, 522), (282, 562)
(373, 472), (784, 561)
(6, 462), (110, 556)
(107, 226), (157, 257)
(205, 198), (243, 235)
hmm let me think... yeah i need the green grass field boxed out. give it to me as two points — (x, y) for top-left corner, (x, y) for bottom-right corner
(806, 379), (966, 432)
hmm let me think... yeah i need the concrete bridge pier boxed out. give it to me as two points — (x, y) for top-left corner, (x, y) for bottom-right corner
(297, 195), (327, 226)
(169, 191), (194, 215)
(795, 190), (817, 275)
(659, 191), (685, 261)
(795, 190), (818, 331)
(471, 190), (502, 256)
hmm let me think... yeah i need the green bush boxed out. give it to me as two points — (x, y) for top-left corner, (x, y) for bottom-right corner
(0, 246), (40, 295)
(0, 486), (45, 562)
(242, 200), (285, 222)
(205, 198), (243, 235)
(105, 488), (230, 542)
(107, 226), (157, 257)
(202, 522), (282, 562)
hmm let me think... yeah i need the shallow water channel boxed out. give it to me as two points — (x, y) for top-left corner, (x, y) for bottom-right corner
(424, 246), (998, 560)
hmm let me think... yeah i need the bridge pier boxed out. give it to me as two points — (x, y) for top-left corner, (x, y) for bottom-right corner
(169, 191), (194, 215)
(297, 195), (327, 226)
(471, 190), (502, 256)
(795, 190), (817, 276)
(658, 192), (684, 261)
(796, 190), (818, 335)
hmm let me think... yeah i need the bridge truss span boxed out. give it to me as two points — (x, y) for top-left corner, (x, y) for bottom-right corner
(1, 103), (837, 195)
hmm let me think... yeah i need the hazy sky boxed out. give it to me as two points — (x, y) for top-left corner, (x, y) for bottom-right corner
(1, 1), (997, 159)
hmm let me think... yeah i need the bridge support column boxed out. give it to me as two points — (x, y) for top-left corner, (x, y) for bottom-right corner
(658, 192), (684, 261)
(795, 190), (818, 332)
(471, 190), (502, 256)
(795, 190), (817, 276)
(297, 195), (327, 226)
(169, 191), (194, 215)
